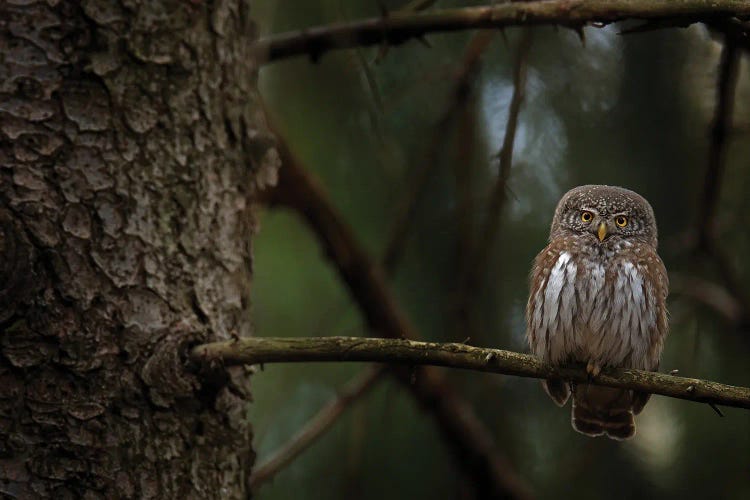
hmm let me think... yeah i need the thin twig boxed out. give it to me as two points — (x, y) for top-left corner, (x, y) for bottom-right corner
(249, 366), (385, 491)
(670, 273), (743, 324)
(451, 29), (532, 333)
(250, 1), (750, 64)
(384, 31), (495, 273)
(481, 29), (531, 263)
(399, 0), (438, 12)
(446, 33), (497, 321)
(697, 40), (739, 248)
(709, 402), (725, 417)
(694, 39), (750, 323)
(451, 94), (479, 292)
(191, 336), (750, 410)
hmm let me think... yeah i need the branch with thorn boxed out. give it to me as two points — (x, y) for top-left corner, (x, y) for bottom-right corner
(250, 1), (750, 64)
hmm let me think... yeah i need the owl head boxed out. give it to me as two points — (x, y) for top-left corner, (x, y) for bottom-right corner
(549, 185), (658, 248)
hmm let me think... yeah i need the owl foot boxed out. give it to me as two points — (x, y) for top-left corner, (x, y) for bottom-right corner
(586, 361), (601, 378)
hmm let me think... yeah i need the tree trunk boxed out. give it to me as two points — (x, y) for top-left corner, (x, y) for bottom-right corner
(0, 1), (277, 497)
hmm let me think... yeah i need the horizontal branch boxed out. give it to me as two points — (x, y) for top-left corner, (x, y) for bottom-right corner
(191, 336), (750, 410)
(251, 1), (750, 64)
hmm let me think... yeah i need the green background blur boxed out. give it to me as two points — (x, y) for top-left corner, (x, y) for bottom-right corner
(249, 2), (750, 499)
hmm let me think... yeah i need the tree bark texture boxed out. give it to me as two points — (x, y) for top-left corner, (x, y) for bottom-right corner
(0, 1), (277, 498)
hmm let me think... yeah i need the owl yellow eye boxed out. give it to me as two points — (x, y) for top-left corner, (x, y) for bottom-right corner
(615, 216), (628, 227)
(581, 211), (593, 222)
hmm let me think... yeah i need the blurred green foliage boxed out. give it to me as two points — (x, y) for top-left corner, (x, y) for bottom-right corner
(249, 2), (750, 499)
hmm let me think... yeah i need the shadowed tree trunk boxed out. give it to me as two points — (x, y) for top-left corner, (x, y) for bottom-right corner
(0, 1), (277, 497)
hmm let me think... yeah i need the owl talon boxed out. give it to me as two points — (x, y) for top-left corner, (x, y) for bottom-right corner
(586, 361), (601, 378)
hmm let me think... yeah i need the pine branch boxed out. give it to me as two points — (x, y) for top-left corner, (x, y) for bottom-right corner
(251, 1), (750, 64)
(191, 336), (750, 410)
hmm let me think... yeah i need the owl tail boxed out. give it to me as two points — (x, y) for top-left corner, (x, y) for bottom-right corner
(571, 384), (635, 440)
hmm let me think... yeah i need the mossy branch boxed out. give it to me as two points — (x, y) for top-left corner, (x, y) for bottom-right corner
(192, 336), (750, 410)
(251, 0), (750, 64)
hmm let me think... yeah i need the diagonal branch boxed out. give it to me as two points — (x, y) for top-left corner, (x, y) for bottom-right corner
(477, 29), (531, 274)
(670, 273), (744, 324)
(248, 366), (385, 492)
(452, 29), (532, 333)
(191, 336), (750, 410)
(385, 31), (495, 273)
(265, 134), (532, 499)
(697, 40), (740, 248)
(251, 35), (499, 490)
(250, 1), (750, 64)
(693, 39), (750, 325)
(266, 137), (416, 339)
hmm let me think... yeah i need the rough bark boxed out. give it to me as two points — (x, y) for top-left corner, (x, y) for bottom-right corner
(0, 1), (277, 498)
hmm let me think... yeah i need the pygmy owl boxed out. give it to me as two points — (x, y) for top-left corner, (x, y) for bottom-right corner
(526, 185), (668, 440)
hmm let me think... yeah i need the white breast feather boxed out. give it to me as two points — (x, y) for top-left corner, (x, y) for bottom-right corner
(582, 261), (606, 336)
(542, 252), (571, 329)
(531, 250), (658, 370)
(536, 252), (577, 364)
(589, 259), (655, 369)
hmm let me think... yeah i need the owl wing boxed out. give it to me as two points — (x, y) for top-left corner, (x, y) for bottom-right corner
(526, 239), (577, 365)
(631, 243), (669, 414)
(527, 241), (577, 406)
(637, 244), (669, 371)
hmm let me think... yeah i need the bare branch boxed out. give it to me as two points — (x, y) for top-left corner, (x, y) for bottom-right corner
(670, 273), (743, 324)
(250, 34), (503, 490)
(264, 132), (532, 499)
(452, 29), (532, 331)
(385, 31), (495, 273)
(250, 1), (750, 64)
(399, 0), (438, 13)
(191, 336), (750, 410)
(692, 39), (750, 324)
(697, 40), (740, 248)
(266, 138), (417, 338)
(249, 366), (385, 491)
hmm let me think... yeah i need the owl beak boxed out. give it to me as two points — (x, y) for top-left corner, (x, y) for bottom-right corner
(597, 222), (607, 242)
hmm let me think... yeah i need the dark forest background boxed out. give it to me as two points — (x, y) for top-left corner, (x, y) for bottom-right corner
(249, 2), (750, 499)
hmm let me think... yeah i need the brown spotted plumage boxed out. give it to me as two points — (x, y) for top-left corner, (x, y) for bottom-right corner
(526, 185), (668, 440)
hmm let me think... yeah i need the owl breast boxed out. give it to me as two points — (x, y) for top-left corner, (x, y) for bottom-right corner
(528, 242), (660, 371)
